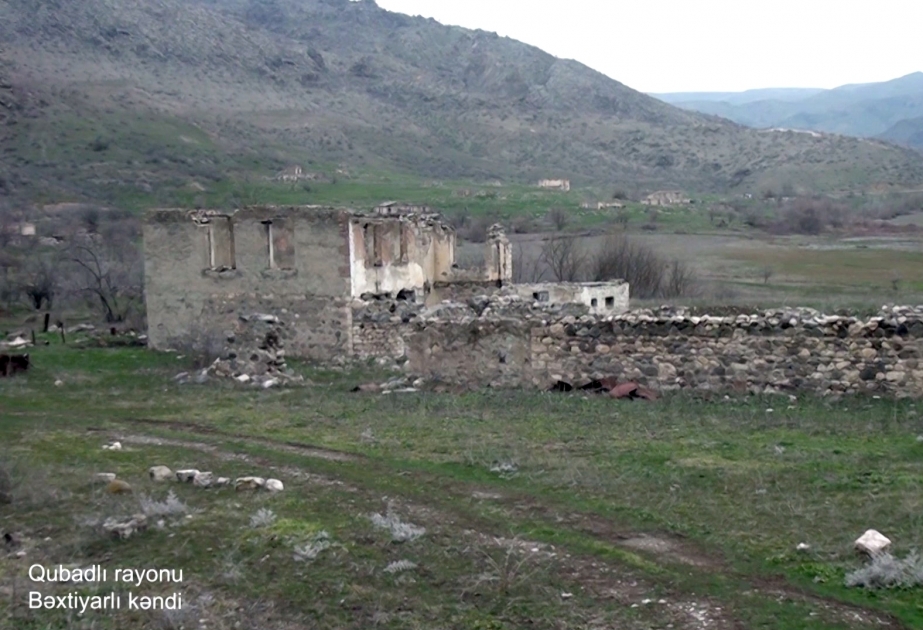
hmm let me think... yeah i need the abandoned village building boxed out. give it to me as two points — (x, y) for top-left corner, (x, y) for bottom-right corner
(143, 205), (630, 364)
(142, 205), (923, 397)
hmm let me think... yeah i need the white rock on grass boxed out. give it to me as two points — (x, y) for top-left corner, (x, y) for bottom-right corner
(102, 442), (122, 451)
(148, 466), (173, 482)
(234, 477), (266, 491)
(235, 374), (251, 383)
(796, 542), (811, 551)
(264, 479), (284, 493)
(102, 514), (147, 540)
(94, 473), (117, 483)
(855, 529), (891, 555)
(193, 472), (214, 488)
(215, 477), (231, 487)
(175, 469), (199, 483)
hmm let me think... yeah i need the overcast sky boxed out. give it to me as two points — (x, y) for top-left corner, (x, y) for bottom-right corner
(375, 0), (923, 94)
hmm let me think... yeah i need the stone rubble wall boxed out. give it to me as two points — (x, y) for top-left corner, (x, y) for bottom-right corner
(202, 293), (352, 362)
(350, 296), (923, 397)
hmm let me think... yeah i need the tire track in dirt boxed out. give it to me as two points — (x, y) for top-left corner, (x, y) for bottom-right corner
(109, 418), (906, 630)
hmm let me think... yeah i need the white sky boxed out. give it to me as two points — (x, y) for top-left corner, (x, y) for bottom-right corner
(375, 0), (923, 93)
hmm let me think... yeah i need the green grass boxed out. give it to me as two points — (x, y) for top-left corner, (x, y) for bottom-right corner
(2, 340), (922, 628)
(726, 247), (923, 290)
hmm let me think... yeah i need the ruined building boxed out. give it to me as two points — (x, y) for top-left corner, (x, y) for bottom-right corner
(142, 205), (923, 399)
(142, 205), (629, 362)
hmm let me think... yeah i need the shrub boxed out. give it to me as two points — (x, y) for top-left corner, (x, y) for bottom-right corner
(250, 508), (277, 528)
(592, 232), (696, 299)
(845, 551), (923, 589)
(138, 490), (189, 518)
(370, 508), (426, 543)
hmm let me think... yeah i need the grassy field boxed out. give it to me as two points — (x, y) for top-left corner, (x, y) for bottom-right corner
(2, 336), (922, 629)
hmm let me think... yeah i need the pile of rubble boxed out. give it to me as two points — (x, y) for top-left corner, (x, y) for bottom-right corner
(205, 328), (305, 388)
(352, 287), (587, 327)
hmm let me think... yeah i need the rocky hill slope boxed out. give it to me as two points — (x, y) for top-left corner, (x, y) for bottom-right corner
(1, 0), (922, 206)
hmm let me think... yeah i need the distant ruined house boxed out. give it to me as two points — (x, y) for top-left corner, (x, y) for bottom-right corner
(275, 166), (308, 182)
(537, 179), (571, 192)
(580, 201), (624, 210)
(641, 191), (690, 206)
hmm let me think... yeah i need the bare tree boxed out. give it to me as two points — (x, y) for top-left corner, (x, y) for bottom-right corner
(761, 266), (774, 285)
(546, 207), (569, 231)
(512, 242), (546, 283)
(540, 236), (587, 282)
(64, 233), (142, 323)
(592, 232), (696, 299)
(20, 255), (58, 311)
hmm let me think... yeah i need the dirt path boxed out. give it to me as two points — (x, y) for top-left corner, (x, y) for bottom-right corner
(110, 419), (904, 630)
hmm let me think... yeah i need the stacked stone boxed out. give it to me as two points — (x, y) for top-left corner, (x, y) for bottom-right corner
(209, 324), (303, 387)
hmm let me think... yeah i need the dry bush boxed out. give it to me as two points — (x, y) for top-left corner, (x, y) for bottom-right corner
(845, 551), (923, 589)
(592, 232), (697, 299)
(771, 196), (848, 235)
(539, 236), (588, 282)
(512, 242), (546, 283)
(546, 207), (569, 231)
(451, 212), (499, 243)
(509, 215), (536, 234)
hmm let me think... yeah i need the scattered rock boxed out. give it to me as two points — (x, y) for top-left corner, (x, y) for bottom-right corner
(94, 473), (117, 483)
(796, 542), (811, 551)
(265, 479), (284, 493)
(105, 480), (132, 495)
(855, 529), (891, 555)
(175, 469), (199, 483)
(102, 442), (122, 451)
(215, 477), (231, 487)
(193, 472), (214, 488)
(102, 514), (147, 539)
(54, 380), (63, 387)
(234, 477), (266, 491)
(148, 466), (173, 482)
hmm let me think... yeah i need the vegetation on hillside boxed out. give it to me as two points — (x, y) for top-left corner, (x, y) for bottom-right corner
(1, 0), (922, 209)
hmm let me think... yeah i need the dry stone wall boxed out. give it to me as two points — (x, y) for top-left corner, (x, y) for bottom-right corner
(350, 294), (923, 397)
(202, 293), (352, 362)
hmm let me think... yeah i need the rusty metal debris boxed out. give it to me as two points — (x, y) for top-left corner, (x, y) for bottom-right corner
(549, 376), (657, 401)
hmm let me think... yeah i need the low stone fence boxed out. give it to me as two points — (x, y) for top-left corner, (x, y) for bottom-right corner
(352, 297), (923, 397)
(530, 309), (923, 396)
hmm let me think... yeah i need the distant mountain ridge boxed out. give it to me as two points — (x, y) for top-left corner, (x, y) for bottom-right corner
(0, 0), (921, 207)
(653, 73), (923, 150)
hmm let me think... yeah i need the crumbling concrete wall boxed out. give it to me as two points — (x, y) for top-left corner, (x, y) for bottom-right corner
(143, 206), (351, 356)
(347, 214), (456, 297)
(484, 224), (513, 284)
